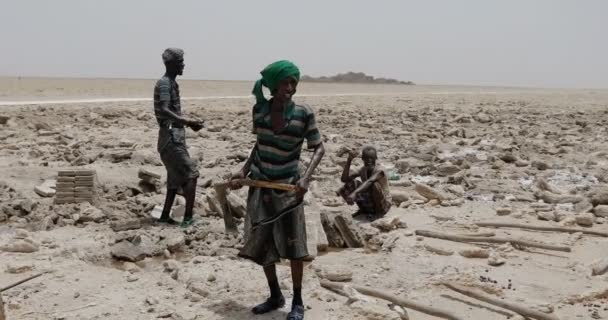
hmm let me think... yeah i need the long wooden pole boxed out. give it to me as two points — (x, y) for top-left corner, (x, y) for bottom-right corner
(443, 282), (560, 320)
(0, 294), (5, 320)
(1, 272), (46, 320)
(415, 230), (571, 252)
(320, 280), (464, 320)
(1, 273), (44, 293)
(475, 222), (608, 237)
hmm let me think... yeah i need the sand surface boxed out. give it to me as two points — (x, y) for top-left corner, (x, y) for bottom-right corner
(1, 77), (608, 320)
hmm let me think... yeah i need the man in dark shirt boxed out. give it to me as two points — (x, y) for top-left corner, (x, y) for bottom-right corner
(153, 48), (204, 228)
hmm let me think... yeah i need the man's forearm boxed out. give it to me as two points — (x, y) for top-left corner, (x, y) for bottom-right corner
(349, 172), (382, 197)
(341, 158), (353, 182)
(350, 179), (373, 197)
(302, 144), (325, 181)
(160, 102), (190, 126)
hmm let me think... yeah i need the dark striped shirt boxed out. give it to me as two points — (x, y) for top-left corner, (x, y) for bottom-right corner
(250, 101), (322, 181)
(153, 75), (181, 127)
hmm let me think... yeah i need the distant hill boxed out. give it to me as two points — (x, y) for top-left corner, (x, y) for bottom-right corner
(301, 72), (415, 85)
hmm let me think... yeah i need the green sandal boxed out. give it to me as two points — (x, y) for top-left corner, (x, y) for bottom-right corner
(180, 218), (195, 228)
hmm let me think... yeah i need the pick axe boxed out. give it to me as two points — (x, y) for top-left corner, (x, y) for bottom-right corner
(213, 179), (298, 234)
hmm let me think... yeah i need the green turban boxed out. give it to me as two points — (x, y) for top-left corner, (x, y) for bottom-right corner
(252, 60), (300, 103)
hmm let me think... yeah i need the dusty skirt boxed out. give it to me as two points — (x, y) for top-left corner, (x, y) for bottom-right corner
(239, 179), (308, 266)
(157, 127), (199, 190)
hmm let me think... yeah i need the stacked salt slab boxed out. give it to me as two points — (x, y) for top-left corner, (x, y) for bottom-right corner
(54, 169), (96, 204)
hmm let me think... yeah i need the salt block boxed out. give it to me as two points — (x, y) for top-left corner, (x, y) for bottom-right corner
(172, 204), (185, 221)
(75, 181), (95, 187)
(138, 168), (161, 180)
(75, 177), (95, 182)
(35, 185), (56, 197)
(55, 183), (75, 190)
(42, 179), (56, 188)
(150, 205), (163, 219)
(54, 198), (75, 204)
(55, 191), (75, 197)
(58, 169), (95, 177)
(150, 205), (183, 221)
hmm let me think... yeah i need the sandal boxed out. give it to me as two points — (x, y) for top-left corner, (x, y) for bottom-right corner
(286, 304), (305, 320)
(180, 218), (195, 228)
(251, 296), (285, 314)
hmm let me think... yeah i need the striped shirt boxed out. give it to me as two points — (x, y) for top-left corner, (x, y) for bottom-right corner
(153, 75), (181, 127)
(250, 101), (322, 181)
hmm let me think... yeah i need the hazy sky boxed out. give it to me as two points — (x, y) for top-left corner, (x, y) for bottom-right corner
(1, 0), (607, 88)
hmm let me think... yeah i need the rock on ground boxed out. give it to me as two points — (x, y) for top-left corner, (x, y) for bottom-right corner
(576, 212), (595, 227)
(371, 216), (406, 232)
(591, 259), (608, 276)
(414, 183), (446, 201)
(537, 211), (556, 221)
(320, 212), (345, 248)
(390, 190), (409, 205)
(496, 207), (512, 216)
(111, 241), (146, 262)
(459, 247), (490, 258)
(333, 214), (364, 248)
(593, 205), (608, 217)
(351, 300), (404, 320)
(0, 240), (39, 253)
(424, 244), (454, 256)
(488, 251), (506, 266)
(591, 191), (608, 206)
(110, 219), (142, 232)
(314, 264), (353, 282)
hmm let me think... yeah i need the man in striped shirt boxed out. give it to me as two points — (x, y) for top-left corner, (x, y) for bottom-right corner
(154, 48), (204, 228)
(230, 60), (325, 320)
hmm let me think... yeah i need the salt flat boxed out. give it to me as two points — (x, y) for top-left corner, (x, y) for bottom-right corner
(1, 77), (608, 320)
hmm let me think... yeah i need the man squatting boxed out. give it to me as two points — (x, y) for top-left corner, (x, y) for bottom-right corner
(338, 146), (392, 220)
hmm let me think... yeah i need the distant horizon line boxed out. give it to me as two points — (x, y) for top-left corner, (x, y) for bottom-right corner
(0, 75), (605, 91)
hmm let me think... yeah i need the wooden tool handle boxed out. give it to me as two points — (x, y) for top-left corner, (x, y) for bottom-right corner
(235, 179), (298, 192)
(215, 179), (298, 192)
